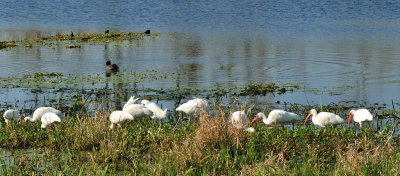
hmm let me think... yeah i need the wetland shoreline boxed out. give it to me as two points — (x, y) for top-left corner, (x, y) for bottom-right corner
(0, 31), (399, 175)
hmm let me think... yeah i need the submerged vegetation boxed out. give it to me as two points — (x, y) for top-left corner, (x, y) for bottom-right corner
(0, 108), (398, 175)
(0, 72), (301, 105)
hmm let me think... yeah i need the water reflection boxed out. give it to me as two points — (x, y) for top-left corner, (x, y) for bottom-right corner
(0, 31), (400, 110)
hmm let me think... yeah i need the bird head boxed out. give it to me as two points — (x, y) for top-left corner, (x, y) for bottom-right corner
(250, 112), (263, 125)
(23, 116), (31, 122)
(304, 109), (316, 125)
(348, 109), (356, 128)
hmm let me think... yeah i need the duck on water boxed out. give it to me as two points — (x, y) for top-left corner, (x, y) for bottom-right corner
(106, 61), (119, 72)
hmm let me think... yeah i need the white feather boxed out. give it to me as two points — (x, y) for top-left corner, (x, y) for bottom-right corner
(176, 98), (209, 115)
(349, 109), (373, 126)
(3, 109), (21, 125)
(122, 104), (153, 119)
(40, 112), (61, 128)
(141, 100), (167, 119)
(253, 110), (302, 126)
(109, 111), (134, 129)
(123, 96), (140, 110)
(24, 107), (63, 122)
(306, 109), (345, 128)
(230, 111), (248, 129)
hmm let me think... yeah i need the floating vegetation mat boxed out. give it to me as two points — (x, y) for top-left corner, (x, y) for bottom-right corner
(0, 31), (160, 49)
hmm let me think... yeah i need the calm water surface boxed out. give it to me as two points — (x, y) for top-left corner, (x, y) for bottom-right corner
(1, 0), (400, 110)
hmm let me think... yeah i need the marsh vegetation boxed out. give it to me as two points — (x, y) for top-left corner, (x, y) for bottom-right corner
(0, 32), (399, 175)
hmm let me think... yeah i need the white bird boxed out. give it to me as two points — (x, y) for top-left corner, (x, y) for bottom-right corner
(176, 98), (209, 115)
(24, 107), (63, 122)
(123, 96), (140, 110)
(109, 111), (134, 129)
(3, 109), (21, 126)
(141, 100), (167, 119)
(122, 104), (153, 119)
(348, 109), (373, 128)
(304, 109), (345, 128)
(40, 112), (61, 128)
(230, 111), (255, 132)
(250, 110), (302, 126)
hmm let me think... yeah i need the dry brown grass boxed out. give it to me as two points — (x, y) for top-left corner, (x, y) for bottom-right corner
(241, 152), (287, 176)
(167, 108), (249, 174)
(335, 134), (400, 175)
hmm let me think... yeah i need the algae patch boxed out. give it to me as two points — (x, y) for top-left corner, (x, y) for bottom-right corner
(0, 31), (160, 50)
(0, 71), (162, 89)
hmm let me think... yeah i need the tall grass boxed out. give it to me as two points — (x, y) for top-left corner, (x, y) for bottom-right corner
(0, 107), (398, 175)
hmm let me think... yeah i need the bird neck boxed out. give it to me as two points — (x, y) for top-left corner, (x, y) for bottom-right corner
(260, 113), (271, 124)
(24, 117), (33, 122)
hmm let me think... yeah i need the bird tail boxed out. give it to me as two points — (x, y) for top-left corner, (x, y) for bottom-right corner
(337, 115), (345, 123)
(161, 109), (168, 118)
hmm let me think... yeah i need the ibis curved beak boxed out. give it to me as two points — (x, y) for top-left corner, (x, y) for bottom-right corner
(347, 114), (354, 128)
(250, 115), (260, 125)
(304, 113), (312, 125)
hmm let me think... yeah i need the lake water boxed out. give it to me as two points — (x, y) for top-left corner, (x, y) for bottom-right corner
(1, 0), (400, 111)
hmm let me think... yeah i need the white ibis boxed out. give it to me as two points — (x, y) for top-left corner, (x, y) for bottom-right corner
(348, 109), (373, 128)
(304, 109), (345, 128)
(176, 98), (209, 115)
(109, 111), (134, 129)
(24, 107), (63, 122)
(123, 96), (140, 110)
(40, 112), (61, 128)
(3, 109), (21, 126)
(250, 110), (302, 127)
(122, 104), (153, 119)
(141, 100), (167, 119)
(230, 111), (255, 132)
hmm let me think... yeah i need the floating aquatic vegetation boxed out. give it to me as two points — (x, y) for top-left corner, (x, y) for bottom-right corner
(238, 83), (299, 96)
(0, 41), (17, 49)
(0, 31), (160, 50)
(0, 71), (163, 89)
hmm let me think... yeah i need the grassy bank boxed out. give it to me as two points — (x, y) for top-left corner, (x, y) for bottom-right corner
(0, 108), (399, 175)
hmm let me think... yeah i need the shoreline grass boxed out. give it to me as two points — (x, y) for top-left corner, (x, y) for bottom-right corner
(0, 107), (398, 175)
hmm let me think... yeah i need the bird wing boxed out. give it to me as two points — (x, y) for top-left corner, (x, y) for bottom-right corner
(176, 100), (197, 114)
(41, 112), (61, 124)
(3, 109), (20, 120)
(354, 109), (373, 122)
(195, 98), (209, 109)
(231, 111), (247, 128)
(146, 103), (167, 118)
(270, 110), (301, 123)
(123, 96), (139, 109)
(110, 111), (134, 123)
(318, 112), (344, 125)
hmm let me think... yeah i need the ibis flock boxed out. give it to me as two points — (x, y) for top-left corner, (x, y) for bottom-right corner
(2, 96), (374, 131)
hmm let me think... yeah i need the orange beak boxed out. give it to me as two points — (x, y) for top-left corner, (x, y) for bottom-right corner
(250, 115), (260, 125)
(304, 112), (312, 125)
(347, 114), (354, 128)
